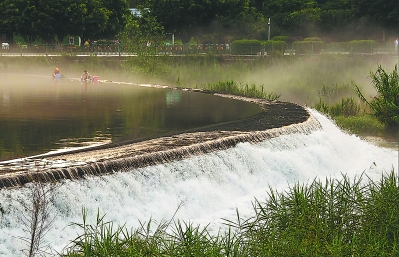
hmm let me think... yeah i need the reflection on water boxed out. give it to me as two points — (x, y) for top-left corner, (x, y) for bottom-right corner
(2, 92), (10, 107)
(166, 90), (181, 106)
(0, 75), (260, 160)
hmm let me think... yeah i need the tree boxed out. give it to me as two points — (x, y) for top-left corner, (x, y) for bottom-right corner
(0, 0), (43, 42)
(143, 0), (265, 43)
(0, 0), (129, 43)
(317, 0), (352, 40)
(211, 0), (265, 41)
(91, 0), (130, 40)
(351, 0), (398, 33)
(126, 0), (145, 7)
(118, 7), (164, 52)
(143, 0), (210, 43)
(261, 0), (322, 37)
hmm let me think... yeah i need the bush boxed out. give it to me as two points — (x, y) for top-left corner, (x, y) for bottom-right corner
(348, 40), (376, 54)
(230, 39), (262, 55)
(263, 41), (287, 56)
(270, 36), (290, 42)
(354, 64), (399, 129)
(293, 37), (324, 54)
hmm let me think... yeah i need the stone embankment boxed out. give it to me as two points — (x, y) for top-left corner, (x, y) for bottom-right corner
(0, 94), (321, 189)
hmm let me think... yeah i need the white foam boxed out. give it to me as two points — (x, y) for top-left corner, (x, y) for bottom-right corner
(0, 109), (397, 256)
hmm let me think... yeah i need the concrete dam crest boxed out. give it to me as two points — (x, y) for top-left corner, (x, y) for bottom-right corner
(0, 94), (322, 189)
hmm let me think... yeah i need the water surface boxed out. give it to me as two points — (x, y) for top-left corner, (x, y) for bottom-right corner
(0, 75), (260, 160)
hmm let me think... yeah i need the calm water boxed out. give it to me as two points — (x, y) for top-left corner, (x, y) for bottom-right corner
(0, 75), (260, 160)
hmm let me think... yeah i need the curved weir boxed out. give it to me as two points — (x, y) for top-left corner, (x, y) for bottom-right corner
(0, 94), (322, 188)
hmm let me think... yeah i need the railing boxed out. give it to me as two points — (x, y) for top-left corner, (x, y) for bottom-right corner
(0, 42), (397, 56)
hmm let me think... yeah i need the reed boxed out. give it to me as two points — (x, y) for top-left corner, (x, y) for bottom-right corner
(63, 171), (399, 256)
(204, 80), (281, 100)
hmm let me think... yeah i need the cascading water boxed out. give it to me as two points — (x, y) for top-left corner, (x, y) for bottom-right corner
(0, 109), (397, 256)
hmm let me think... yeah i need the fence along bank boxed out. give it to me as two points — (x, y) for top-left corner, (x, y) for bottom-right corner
(0, 40), (396, 57)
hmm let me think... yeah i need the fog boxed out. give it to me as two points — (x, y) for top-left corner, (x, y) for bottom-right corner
(1, 54), (397, 107)
(240, 55), (398, 105)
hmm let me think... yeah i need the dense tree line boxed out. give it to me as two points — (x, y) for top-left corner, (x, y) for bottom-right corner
(0, 0), (397, 44)
(142, 0), (398, 43)
(0, 0), (130, 43)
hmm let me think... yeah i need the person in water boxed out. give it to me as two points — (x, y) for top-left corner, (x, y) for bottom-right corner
(81, 70), (91, 81)
(53, 67), (61, 80)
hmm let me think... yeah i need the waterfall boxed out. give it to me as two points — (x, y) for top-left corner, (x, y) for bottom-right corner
(0, 98), (317, 189)
(0, 109), (397, 256)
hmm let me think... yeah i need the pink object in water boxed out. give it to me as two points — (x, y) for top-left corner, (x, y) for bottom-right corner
(93, 76), (99, 83)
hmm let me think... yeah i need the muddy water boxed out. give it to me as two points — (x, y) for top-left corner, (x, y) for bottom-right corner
(0, 75), (260, 160)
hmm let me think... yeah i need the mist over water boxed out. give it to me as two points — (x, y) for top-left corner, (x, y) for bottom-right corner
(0, 109), (397, 256)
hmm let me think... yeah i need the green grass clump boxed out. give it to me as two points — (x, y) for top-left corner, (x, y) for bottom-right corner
(355, 64), (399, 129)
(333, 115), (386, 136)
(204, 80), (280, 100)
(314, 97), (361, 117)
(63, 171), (399, 256)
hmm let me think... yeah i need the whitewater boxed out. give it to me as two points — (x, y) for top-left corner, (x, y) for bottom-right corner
(0, 109), (397, 256)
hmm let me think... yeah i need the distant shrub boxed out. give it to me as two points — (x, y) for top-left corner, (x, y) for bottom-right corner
(271, 36), (290, 42)
(303, 37), (323, 42)
(263, 41), (287, 55)
(294, 37), (324, 54)
(348, 40), (376, 54)
(230, 39), (262, 55)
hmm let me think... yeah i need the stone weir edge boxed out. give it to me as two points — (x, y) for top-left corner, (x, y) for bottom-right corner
(0, 95), (322, 189)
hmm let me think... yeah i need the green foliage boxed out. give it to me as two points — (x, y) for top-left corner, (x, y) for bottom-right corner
(263, 40), (287, 55)
(348, 40), (376, 54)
(314, 82), (362, 117)
(144, 0), (265, 43)
(1, 0), (398, 44)
(0, 0), (129, 43)
(118, 8), (164, 55)
(314, 97), (360, 117)
(124, 55), (172, 77)
(303, 37), (323, 42)
(293, 38), (324, 54)
(243, 171), (399, 256)
(230, 39), (262, 55)
(318, 82), (355, 104)
(354, 64), (399, 129)
(270, 36), (290, 42)
(311, 81), (393, 136)
(334, 115), (386, 136)
(64, 172), (399, 256)
(351, 0), (398, 31)
(204, 80), (281, 100)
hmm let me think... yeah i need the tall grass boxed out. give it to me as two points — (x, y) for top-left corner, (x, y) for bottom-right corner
(314, 97), (361, 117)
(355, 64), (399, 129)
(312, 79), (395, 139)
(63, 171), (399, 256)
(204, 80), (280, 100)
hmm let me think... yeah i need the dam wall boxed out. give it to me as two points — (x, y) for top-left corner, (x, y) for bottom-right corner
(0, 96), (322, 189)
